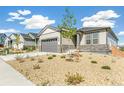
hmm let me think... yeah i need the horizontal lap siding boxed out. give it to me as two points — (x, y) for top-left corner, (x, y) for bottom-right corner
(79, 31), (110, 53)
(24, 41), (35, 46)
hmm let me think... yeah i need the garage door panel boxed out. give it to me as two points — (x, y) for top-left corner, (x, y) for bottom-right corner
(41, 38), (58, 52)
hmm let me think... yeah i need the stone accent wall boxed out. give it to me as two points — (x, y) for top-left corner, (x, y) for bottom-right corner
(60, 45), (76, 53)
(79, 44), (110, 53)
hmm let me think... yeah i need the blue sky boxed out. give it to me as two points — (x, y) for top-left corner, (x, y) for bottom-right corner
(0, 6), (124, 45)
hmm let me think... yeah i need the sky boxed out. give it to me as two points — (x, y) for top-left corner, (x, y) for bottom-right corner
(0, 6), (124, 45)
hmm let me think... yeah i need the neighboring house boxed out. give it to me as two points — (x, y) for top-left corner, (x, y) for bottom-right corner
(37, 25), (77, 53)
(0, 33), (7, 47)
(18, 33), (36, 49)
(7, 33), (19, 49)
(5, 33), (37, 50)
(77, 27), (118, 53)
(28, 32), (39, 48)
(38, 26), (118, 53)
(4, 37), (11, 48)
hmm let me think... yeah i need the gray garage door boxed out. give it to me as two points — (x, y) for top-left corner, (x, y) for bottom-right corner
(41, 38), (58, 52)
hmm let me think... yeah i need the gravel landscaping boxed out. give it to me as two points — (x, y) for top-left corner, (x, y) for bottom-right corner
(6, 52), (124, 86)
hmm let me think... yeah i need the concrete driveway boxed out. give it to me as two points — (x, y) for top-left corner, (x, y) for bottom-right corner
(0, 58), (35, 86)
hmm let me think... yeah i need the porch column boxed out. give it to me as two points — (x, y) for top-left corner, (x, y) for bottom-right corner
(77, 34), (80, 49)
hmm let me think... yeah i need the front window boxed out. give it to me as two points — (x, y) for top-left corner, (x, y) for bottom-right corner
(85, 32), (99, 44)
(86, 34), (91, 44)
(93, 33), (98, 44)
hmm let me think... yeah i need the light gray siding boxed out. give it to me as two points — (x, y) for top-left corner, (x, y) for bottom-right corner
(107, 32), (118, 48)
(80, 30), (107, 45)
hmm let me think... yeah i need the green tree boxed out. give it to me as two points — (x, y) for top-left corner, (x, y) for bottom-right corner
(0, 37), (4, 44)
(58, 8), (77, 54)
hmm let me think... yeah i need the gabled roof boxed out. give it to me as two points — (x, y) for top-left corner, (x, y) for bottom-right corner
(37, 25), (60, 37)
(0, 33), (7, 38)
(28, 32), (38, 38)
(9, 33), (18, 38)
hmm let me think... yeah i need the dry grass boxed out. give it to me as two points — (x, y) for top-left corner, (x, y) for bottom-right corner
(7, 52), (124, 86)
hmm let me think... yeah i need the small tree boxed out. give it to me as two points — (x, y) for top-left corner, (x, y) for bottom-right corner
(15, 34), (20, 50)
(58, 8), (77, 54)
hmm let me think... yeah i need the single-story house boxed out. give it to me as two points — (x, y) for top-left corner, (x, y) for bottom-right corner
(5, 33), (38, 50)
(38, 25), (118, 53)
(77, 27), (118, 53)
(5, 33), (19, 49)
(0, 33), (7, 47)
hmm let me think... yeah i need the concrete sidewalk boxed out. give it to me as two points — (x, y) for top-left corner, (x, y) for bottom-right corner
(0, 58), (35, 86)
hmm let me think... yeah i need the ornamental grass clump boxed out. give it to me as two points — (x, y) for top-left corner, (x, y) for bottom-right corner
(65, 72), (84, 85)
(33, 64), (40, 69)
(30, 57), (35, 61)
(52, 55), (56, 57)
(61, 55), (65, 59)
(48, 56), (53, 60)
(38, 58), (43, 63)
(101, 66), (111, 70)
(91, 61), (97, 64)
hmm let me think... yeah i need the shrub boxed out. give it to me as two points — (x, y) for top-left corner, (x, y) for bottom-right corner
(23, 46), (35, 52)
(38, 59), (43, 63)
(101, 66), (111, 70)
(30, 58), (35, 61)
(61, 55), (65, 58)
(91, 61), (97, 64)
(48, 56), (53, 60)
(52, 55), (56, 57)
(33, 64), (40, 69)
(65, 72), (84, 85)
(66, 58), (73, 62)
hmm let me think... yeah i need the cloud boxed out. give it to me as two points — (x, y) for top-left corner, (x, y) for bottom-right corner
(20, 15), (55, 29)
(0, 29), (20, 33)
(6, 9), (31, 22)
(6, 18), (14, 22)
(9, 12), (20, 17)
(81, 10), (120, 28)
(17, 10), (31, 16)
(118, 31), (124, 36)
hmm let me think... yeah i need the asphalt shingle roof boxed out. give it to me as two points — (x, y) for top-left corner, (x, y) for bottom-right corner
(20, 33), (35, 41)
